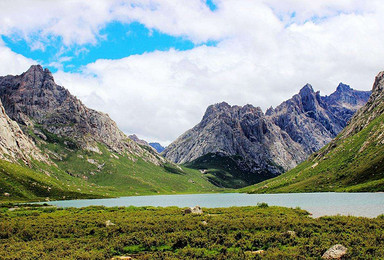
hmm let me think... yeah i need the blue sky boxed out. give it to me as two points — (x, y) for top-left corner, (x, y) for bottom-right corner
(1, 1), (218, 73)
(0, 0), (381, 144)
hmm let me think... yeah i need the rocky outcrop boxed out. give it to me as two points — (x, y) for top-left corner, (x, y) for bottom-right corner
(184, 205), (203, 214)
(0, 65), (164, 165)
(163, 83), (370, 182)
(128, 134), (149, 146)
(322, 244), (348, 259)
(0, 99), (48, 164)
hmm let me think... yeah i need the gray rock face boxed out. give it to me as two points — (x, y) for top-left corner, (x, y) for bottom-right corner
(0, 99), (48, 164)
(268, 83), (369, 155)
(0, 65), (164, 165)
(163, 83), (370, 179)
(164, 102), (306, 175)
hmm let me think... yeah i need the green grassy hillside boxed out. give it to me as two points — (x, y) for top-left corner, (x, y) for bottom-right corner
(241, 103), (384, 194)
(0, 159), (108, 202)
(184, 153), (275, 188)
(1, 128), (221, 202)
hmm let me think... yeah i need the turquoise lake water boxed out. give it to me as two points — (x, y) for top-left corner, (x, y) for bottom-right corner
(42, 192), (384, 218)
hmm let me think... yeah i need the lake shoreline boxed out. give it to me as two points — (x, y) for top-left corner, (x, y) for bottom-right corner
(26, 192), (384, 218)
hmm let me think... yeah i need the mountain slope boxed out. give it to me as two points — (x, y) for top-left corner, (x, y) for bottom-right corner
(0, 65), (220, 201)
(163, 83), (370, 188)
(242, 71), (384, 193)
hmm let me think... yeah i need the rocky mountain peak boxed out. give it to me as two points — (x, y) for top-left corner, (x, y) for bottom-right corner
(372, 71), (384, 94)
(203, 102), (230, 116)
(25, 64), (44, 74)
(0, 65), (165, 166)
(240, 104), (263, 115)
(336, 82), (352, 93)
(299, 83), (315, 96)
(23, 65), (55, 87)
(297, 83), (322, 112)
(164, 81), (371, 187)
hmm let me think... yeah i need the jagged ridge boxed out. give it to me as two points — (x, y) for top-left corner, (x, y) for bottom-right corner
(242, 71), (384, 193)
(163, 82), (370, 187)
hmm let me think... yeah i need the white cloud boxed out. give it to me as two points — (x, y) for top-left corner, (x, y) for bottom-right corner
(0, 40), (35, 76)
(1, 0), (384, 145)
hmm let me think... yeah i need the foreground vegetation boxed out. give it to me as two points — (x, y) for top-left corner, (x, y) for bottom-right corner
(0, 204), (383, 259)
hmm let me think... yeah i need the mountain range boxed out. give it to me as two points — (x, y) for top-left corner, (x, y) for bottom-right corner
(0, 65), (219, 201)
(163, 83), (370, 188)
(0, 65), (381, 201)
(242, 70), (384, 193)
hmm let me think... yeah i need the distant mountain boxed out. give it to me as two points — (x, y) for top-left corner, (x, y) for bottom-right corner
(149, 142), (165, 153)
(0, 65), (219, 201)
(128, 134), (165, 154)
(242, 71), (384, 193)
(163, 83), (370, 188)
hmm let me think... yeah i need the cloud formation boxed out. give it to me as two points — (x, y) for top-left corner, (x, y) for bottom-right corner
(1, 0), (384, 145)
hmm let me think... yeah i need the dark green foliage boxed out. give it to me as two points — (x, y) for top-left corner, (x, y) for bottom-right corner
(184, 153), (275, 189)
(0, 205), (383, 259)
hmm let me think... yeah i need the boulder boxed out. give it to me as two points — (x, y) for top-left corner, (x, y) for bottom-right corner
(184, 206), (203, 215)
(322, 244), (348, 259)
(105, 220), (116, 227)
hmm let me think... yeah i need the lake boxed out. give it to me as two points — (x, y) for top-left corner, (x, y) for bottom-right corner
(42, 192), (384, 218)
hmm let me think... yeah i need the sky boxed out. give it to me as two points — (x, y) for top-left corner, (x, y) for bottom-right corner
(0, 0), (383, 145)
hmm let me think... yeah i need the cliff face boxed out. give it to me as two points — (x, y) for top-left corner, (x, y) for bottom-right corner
(0, 65), (164, 165)
(163, 83), (371, 183)
(268, 83), (370, 154)
(164, 102), (305, 176)
(0, 99), (47, 164)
